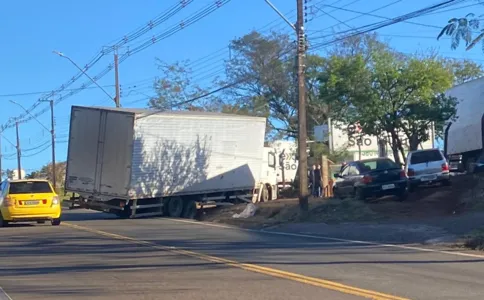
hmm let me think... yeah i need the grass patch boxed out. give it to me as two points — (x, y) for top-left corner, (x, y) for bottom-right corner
(458, 174), (484, 212)
(463, 228), (484, 251)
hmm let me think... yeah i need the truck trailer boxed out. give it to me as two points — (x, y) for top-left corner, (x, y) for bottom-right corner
(444, 77), (484, 173)
(65, 106), (278, 218)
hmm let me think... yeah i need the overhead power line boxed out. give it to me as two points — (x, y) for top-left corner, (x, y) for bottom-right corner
(2, 0), (231, 131)
(310, 0), (468, 49)
(140, 0), (470, 113)
(1, 0), (195, 131)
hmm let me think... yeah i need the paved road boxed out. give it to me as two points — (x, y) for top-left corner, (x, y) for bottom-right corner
(1, 209), (484, 300)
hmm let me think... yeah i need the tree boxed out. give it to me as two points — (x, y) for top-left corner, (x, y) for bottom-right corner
(437, 12), (483, 51)
(319, 42), (457, 164)
(25, 162), (67, 191)
(1, 169), (14, 180)
(148, 60), (224, 111)
(443, 58), (484, 84)
(223, 31), (328, 139)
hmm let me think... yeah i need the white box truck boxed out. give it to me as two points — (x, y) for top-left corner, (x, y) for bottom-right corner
(65, 106), (278, 218)
(444, 77), (484, 173)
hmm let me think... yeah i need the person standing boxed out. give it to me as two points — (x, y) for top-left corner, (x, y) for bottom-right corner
(314, 165), (322, 197)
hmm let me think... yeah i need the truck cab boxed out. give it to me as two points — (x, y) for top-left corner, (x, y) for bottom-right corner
(258, 147), (278, 202)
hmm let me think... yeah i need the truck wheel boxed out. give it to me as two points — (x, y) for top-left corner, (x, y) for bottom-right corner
(260, 185), (269, 202)
(168, 197), (184, 218)
(182, 200), (197, 219)
(466, 157), (476, 174)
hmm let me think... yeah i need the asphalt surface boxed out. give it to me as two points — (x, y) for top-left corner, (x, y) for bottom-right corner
(1, 209), (484, 300)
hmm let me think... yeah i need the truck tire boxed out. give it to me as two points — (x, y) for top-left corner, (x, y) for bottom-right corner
(182, 200), (197, 219)
(466, 157), (476, 174)
(168, 197), (184, 218)
(260, 185), (269, 202)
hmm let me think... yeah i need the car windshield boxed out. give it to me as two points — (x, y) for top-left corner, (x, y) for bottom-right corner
(358, 159), (399, 172)
(410, 150), (443, 165)
(8, 181), (53, 194)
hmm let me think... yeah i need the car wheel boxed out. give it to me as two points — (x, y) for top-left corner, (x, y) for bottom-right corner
(396, 189), (408, 202)
(442, 179), (452, 187)
(408, 183), (416, 193)
(333, 187), (343, 199)
(51, 218), (61, 226)
(0, 213), (8, 228)
(355, 188), (366, 201)
(37, 220), (46, 224)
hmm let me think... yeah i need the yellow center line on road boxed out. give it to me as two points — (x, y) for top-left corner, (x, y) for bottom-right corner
(63, 222), (410, 300)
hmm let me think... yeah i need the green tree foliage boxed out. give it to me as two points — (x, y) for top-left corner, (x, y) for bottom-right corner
(437, 1), (484, 52)
(148, 60), (224, 111)
(319, 42), (457, 164)
(442, 58), (484, 84)
(1, 169), (14, 180)
(223, 31), (328, 139)
(25, 162), (67, 190)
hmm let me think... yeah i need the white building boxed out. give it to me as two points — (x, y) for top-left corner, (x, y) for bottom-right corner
(11, 169), (26, 180)
(314, 119), (435, 162)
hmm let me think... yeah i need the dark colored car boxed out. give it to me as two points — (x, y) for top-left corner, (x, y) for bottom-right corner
(333, 158), (408, 201)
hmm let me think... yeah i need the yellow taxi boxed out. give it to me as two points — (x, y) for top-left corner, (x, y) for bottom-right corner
(0, 179), (61, 227)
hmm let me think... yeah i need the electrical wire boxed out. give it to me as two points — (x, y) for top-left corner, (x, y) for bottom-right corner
(2, 0), (232, 132)
(1, 0), (195, 130)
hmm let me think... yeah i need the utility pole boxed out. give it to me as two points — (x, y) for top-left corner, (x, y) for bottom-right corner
(49, 100), (57, 189)
(296, 0), (309, 212)
(10, 100), (55, 184)
(0, 134), (2, 181)
(114, 48), (121, 108)
(15, 122), (21, 179)
(263, 0), (309, 212)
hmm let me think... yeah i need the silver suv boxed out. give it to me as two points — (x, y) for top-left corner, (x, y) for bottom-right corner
(405, 148), (451, 191)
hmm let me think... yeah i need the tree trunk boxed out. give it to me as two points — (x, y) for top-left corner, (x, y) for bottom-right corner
(390, 131), (402, 165)
(408, 133), (420, 151)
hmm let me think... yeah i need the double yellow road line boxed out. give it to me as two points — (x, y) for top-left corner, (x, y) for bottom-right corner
(64, 222), (410, 300)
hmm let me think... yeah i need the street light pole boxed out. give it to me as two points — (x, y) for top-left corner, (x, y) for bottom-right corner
(52, 50), (116, 106)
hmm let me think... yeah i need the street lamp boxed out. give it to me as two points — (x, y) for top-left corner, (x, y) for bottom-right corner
(52, 50), (117, 106)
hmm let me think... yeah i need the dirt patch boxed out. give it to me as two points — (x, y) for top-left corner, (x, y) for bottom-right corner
(368, 174), (481, 220)
(199, 197), (379, 229)
(200, 174), (484, 229)
(462, 228), (484, 251)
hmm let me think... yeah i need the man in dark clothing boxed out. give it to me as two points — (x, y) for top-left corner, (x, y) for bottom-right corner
(310, 165), (322, 197)
(314, 165), (322, 197)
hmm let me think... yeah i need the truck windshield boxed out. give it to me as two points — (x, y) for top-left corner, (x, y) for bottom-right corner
(8, 181), (53, 194)
(410, 150), (443, 165)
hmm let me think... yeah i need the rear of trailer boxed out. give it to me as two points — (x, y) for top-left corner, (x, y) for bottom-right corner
(65, 106), (277, 218)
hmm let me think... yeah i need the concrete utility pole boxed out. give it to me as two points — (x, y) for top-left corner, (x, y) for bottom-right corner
(49, 100), (57, 189)
(296, 0), (309, 212)
(10, 100), (56, 185)
(15, 122), (21, 179)
(0, 134), (2, 181)
(114, 49), (121, 108)
(263, 0), (309, 212)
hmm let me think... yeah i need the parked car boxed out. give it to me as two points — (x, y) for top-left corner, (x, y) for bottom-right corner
(333, 157), (408, 201)
(404, 148), (451, 191)
(0, 179), (61, 227)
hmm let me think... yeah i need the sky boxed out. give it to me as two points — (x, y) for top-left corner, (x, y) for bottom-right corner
(0, 0), (483, 173)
